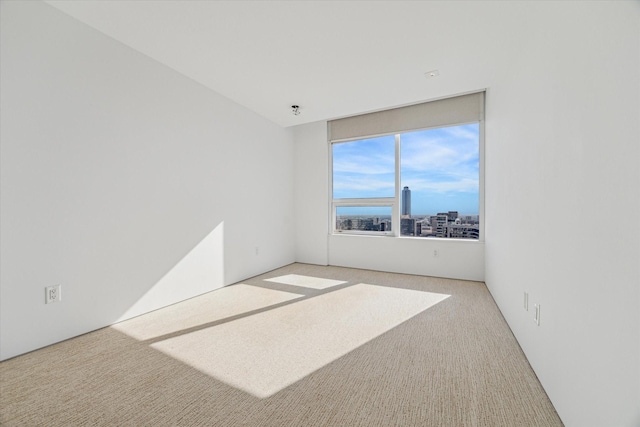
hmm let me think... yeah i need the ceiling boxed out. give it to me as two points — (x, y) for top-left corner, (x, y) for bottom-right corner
(44, 1), (530, 127)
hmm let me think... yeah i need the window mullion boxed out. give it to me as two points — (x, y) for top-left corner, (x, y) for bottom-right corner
(393, 134), (401, 236)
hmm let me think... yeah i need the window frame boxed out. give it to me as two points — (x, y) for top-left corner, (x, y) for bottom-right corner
(329, 121), (484, 241)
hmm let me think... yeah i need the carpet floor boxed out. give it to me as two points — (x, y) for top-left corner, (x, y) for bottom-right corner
(0, 263), (563, 426)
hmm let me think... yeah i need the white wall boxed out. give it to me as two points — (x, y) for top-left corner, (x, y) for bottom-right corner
(0, 1), (295, 361)
(293, 122), (329, 265)
(329, 236), (483, 282)
(484, 3), (640, 427)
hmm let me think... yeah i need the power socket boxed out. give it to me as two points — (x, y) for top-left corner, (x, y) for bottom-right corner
(45, 285), (61, 304)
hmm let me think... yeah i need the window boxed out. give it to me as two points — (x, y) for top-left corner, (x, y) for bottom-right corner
(329, 92), (484, 240)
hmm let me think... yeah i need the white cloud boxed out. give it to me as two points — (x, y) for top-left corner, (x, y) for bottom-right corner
(333, 175), (395, 193)
(333, 124), (479, 197)
(333, 157), (394, 175)
(402, 177), (478, 193)
(401, 136), (477, 173)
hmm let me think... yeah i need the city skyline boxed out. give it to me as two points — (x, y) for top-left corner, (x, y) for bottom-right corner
(335, 211), (479, 239)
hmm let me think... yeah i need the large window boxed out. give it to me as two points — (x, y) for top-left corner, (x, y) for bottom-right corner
(329, 92), (484, 240)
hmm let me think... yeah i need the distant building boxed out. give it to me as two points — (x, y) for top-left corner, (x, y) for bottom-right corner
(430, 214), (449, 237)
(438, 211), (458, 222)
(402, 186), (411, 217)
(336, 216), (390, 232)
(461, 215), (479, 225)
(401, 217), (416, 236)
(446, 224), (480, 239)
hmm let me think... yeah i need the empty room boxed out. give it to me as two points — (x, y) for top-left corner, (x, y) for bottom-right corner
(1, 1), (638, 426)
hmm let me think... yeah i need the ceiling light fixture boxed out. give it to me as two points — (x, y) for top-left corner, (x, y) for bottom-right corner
(424, 70), (440, 78)
(291, 105), (300, 115)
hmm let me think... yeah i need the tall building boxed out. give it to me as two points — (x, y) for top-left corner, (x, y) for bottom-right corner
(430, 214), (449, 237)
(401, 186), (411, 217)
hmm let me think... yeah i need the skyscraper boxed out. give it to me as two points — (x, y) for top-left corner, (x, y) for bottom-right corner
(402, 186), (411, 217)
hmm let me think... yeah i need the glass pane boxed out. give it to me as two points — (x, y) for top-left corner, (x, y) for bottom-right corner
(400, 124), (479, 239)
(336, 206), (392, 232)
(332, 135), (395, 199)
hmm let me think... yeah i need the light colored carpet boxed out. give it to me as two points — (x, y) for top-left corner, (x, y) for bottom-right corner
(0, 263), (563, 426)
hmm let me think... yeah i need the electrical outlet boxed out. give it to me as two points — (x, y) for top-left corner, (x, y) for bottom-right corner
(533, 303), (540, 326)
(45, 285), (61, 304)
(255, 246), (260, 255)
(433, 249), (439, 257)
(524, 292), (529, 311)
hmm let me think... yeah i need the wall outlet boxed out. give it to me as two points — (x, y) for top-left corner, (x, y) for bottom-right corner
(433, 249), (439, 257)
(533, 303), (540, 326)
(524, 292), (529, 311)
(45, 285), (61, 304)
(255, 246), (259, 255)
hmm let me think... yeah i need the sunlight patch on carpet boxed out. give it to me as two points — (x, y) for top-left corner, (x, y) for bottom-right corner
(264, 274), (347, 290)
(112, 284), (303, 340)
(149, 283), (450, 398)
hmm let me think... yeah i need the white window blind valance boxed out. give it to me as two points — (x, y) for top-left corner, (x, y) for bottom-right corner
(329, 91), (485, 142)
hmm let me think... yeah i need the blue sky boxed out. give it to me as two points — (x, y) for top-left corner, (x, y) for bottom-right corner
(333, 124), (479, 215)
